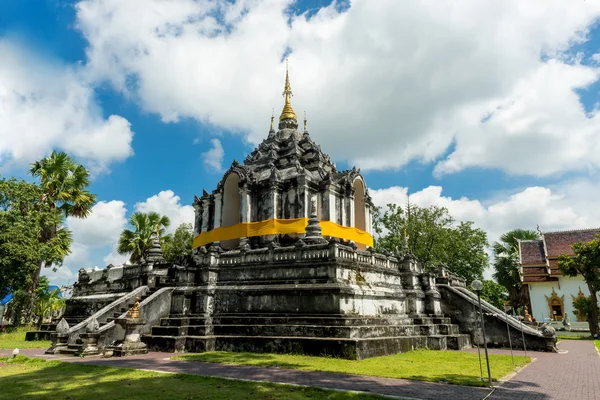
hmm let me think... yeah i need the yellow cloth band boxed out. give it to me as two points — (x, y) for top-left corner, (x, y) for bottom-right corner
(193, 218), (374, 248)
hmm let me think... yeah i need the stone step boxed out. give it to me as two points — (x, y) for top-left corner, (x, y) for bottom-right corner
(159, 315), (415, 327)
(151, 322), (463, 340)
(446, 334), (471, 350)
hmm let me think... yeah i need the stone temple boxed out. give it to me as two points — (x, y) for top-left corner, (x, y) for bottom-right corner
(33, 65), (556, 359)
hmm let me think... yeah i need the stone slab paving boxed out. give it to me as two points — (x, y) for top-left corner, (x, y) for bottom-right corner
(2, 340), (599, 400)
(487, 340), (600, 400)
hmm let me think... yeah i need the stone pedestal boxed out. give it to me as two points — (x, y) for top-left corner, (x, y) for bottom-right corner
(112, 318), (148, 357)
(46, 333), (70, 354)
(77, 332), (101, 356)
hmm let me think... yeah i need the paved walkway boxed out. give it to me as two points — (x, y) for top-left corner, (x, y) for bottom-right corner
(2, 340), (599, 400)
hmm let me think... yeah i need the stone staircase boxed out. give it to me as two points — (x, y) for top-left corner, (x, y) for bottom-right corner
(142, 313), (470, 359)
(51, 288), (160, 356)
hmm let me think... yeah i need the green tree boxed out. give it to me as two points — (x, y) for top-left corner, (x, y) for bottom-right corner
(572, 295), (598, 324)
(0, 178), (71, 325)
(492, 229), (539, 310)
(558, 234), (600, 337)
(373, 203), (489, 284)
(161, 223), (193, 262)
(28, 151), (95, 300)
(33, 277), (65, 326)
(118, 212), (171, 264)
(479, 279), (508, 310)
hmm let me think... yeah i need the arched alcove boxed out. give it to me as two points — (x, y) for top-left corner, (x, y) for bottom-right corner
(353, 178), (367, 250)
(221, 173), (241, 249)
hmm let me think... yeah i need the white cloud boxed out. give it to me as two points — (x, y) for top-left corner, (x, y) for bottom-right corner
(202, 138), (225, 172)
(41, 201), (128, 285)
(370, 180), (600, 252)
(0, 38), (134, 171)
(66, 200), (128, 247)
(75, 0), (600, 177)
(134, 190), (195, 234)
(42, 243), (89, 286)
(371, 180), (600, 279)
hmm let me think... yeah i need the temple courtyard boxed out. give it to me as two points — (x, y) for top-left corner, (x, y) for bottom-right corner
(1, 338), (599, 399)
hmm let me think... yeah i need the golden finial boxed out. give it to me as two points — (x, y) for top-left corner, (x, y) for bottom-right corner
(270, 108), (275, 132)
(279, 58), (297, 121)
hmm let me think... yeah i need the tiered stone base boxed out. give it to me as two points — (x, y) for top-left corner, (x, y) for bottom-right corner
(142, 313), (470, 359)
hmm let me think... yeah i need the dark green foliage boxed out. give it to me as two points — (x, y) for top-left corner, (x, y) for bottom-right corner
(479, 280), (508, 310)
(572, 295), (599, 323)
(373, 203), (489, 284)
(492, 229), (539, 310)
(0, 178), (71, 301)
(161, 223), (193, 262)
(118, 212), (171, 263)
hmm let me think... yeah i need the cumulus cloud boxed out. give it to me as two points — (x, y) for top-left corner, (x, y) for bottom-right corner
(40, 201), (128, 285)
(370, 180), (600, 250)
(66, 200), (128, 247)
(134, 190), (195, 234)
(75, 0), (600, 176)
(202, 138), (225, 172)
(0, 39), (134, 171)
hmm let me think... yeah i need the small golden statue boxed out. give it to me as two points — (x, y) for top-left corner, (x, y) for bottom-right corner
(126, 297), (140, 319)
(523, 306), (532, 323)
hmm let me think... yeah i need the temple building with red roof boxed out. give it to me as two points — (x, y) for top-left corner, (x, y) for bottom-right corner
(518, 228), (600, 324)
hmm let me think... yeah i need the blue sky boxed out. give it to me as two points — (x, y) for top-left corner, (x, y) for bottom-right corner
(1, 0), (600, 285)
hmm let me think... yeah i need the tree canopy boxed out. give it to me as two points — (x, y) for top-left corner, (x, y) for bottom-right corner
(118, 212), (171, 264)
(558, 234), (600, 337)
(373, 202), (489, 284)
(161, 223), (193, 263)
(0, 178), (72, 300)
(492, 229), (539, 309)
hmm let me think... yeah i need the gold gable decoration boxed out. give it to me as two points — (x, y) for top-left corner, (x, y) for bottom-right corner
(545, 287), (564, 320)
(571, 287), (588, 322)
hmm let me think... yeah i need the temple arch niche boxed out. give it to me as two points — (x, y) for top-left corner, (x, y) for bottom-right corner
(353, 178), (367, 250)
(221, 173), (241, 249)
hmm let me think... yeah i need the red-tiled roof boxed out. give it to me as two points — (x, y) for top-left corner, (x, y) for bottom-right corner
(544, 228), (600, 258)
(519, 240), (546, 265)
(521, 266), (547, 275)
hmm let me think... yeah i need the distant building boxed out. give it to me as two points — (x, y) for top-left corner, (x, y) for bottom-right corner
(518, 228), (600, 323)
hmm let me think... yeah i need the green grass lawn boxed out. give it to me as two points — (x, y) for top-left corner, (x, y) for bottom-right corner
(595, 340), (600, 352)
(0, 356), (388, 400)
(0, 327), (51, 349)
(174, 350), (530, 387)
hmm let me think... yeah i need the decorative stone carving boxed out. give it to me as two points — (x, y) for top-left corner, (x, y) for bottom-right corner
(541, 323), (557, 338)
(56, 318), (70, 334)
(146, 239), (166, 264)
(86, 316), (99, 333)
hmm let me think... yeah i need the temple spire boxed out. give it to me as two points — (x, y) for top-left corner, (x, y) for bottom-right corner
(279, 59), (297, 123)
(269, 108), (275, 133)
(303, 111), (308, 134)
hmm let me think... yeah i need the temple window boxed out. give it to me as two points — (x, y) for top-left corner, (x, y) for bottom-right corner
(221, 173), (241, 249)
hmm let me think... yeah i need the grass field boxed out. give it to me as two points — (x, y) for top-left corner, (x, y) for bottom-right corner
(0, 356), (388, 400)
(174, 349), (530, 387)
(0, 327), (51, 349)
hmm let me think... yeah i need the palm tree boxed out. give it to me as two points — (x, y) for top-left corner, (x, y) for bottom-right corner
(492, 229), (539, 310)
(27, 151), (96, 316)
(117, 212), (170, 264)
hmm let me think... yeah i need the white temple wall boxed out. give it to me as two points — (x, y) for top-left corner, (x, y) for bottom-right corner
(528, 276), (594, 322)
